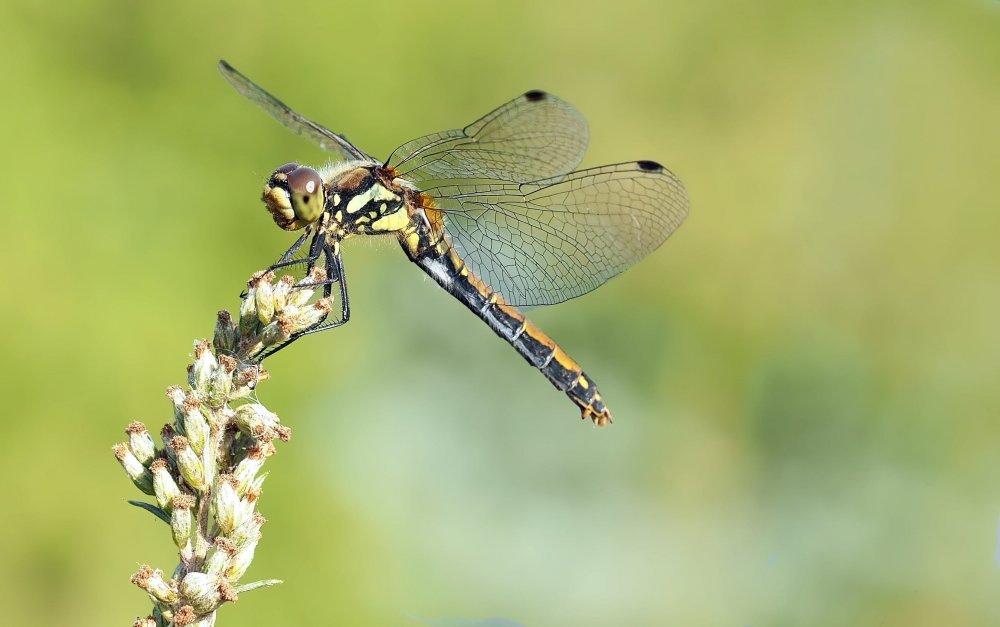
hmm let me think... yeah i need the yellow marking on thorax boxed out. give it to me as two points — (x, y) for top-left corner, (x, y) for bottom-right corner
(345, 184), (399, 214)
(345, 191), (371, 214)
(372, 208), (410, 233)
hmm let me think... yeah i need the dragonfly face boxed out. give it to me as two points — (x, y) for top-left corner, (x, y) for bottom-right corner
(219, 60), (690, 426)
(262, 163), (326, 230)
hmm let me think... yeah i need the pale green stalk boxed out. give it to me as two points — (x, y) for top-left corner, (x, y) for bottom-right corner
(114, 268), (332, 626)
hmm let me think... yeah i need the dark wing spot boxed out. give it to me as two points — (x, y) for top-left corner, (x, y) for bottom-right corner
(636, 160), (664, 172)
(524, 90), (548, 102)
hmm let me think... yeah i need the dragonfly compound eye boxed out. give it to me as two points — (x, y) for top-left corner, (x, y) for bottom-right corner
(262, 164), (326, 230)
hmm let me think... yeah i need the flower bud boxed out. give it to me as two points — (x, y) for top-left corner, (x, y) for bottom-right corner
(231, 365), (263, 395)
(170, 436), (206, 492)
(213, 474), (252, 535)
(188, 340), (217, 394)
(204, 366), (233, 409)
(247, 474), (267, 501)
(204, 537), (237, 576)
(179, 397), (210, 455)
(192, 612), (217, 627)
(290, 298), (332, 332)
(239, 281), (259, 337)
(234, 403), (287, 442)
(254, 275), (275, 324)
(225, 532), (259, 580)
(133, 616), (156, 627)
(229, 512), (265, 551)
(288, 267), (326, 308)
(180, 572), (237, 614)
(166, 385), (187, 422)
(160, 424), (179, 467)
(233, 447), (266, 495)
(126, 422), (157, 466)
(113, 443), (155, 495)
(171, 493), (196, 550)
(150, 458), (181, 512)
(259, 320), (290, 348)
(151, 605), (171, 625)
(271, 275), (295, 312)
(213, 310), (238, 354)
(131, 565), (179, 604)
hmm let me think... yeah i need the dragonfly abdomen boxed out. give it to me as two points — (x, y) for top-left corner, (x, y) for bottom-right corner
(412, 240), (612, 425)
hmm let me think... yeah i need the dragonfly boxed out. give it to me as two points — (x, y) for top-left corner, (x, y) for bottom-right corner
(219, 60), (688, 426)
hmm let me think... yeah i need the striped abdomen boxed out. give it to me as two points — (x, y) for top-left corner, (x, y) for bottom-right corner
(413, 240), (612, 426)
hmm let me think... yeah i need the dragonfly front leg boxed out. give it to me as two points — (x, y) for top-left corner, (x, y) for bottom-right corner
(257, 242), (350, 361)
(266, 227), (321, 273)
(241, 229), (321, 299)
(290, 244), (351, 335)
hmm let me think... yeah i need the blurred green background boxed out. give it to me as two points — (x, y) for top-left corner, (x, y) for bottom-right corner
(1, 0), (997, 625)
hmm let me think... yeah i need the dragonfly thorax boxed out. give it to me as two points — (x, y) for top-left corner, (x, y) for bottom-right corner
(324, 163), (407, 236)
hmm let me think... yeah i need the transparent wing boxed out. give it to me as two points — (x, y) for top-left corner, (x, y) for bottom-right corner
(386, 90), (589, 185)
(218, 60), (371, 162)
(426, 161), (689, 307)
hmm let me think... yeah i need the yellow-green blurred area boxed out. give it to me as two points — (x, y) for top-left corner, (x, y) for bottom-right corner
(0, 0), (997, 624)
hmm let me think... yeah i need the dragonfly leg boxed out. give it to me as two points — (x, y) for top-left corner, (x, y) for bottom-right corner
(240, 229), (321, 298)
(256, 242), (350, 361)
(265, 227), (322, 273)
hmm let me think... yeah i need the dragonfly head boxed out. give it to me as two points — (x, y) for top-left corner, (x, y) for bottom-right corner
(262, 163), (326, 230)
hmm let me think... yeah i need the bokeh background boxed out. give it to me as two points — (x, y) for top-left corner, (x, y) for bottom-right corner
(1, 0), (998, 625)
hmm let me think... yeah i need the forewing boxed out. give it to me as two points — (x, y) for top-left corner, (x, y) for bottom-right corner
(428, 161), (689, 307)
(386, 91), (589, 185)
(218, 60), (371, 162)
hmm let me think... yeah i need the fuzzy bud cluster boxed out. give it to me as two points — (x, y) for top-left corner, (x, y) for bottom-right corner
(231, 267), (333, 361)
(115, 270), (314, 625)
